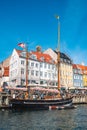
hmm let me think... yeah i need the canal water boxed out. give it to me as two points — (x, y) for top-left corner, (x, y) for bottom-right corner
(0, 105), (87, 130)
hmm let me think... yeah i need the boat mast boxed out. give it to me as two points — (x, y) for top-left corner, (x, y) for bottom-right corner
(56, 16), (61, 95)
(25, 44), (29, 99)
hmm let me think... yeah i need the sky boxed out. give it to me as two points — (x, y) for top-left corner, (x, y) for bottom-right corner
(0, 0), (87, 65)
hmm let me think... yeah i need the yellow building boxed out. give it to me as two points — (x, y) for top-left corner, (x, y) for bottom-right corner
(60, 62), (73, 89)
(83, 69), (87, 87)
(44, 48), (73, 89)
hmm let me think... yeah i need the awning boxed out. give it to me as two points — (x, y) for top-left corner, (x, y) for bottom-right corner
(6, 86), (58, 93)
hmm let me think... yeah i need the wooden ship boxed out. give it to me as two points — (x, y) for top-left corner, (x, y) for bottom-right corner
(9, 16), (73, 110)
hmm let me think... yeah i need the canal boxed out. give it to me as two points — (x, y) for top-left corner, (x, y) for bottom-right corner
(0, 105), (87, 130)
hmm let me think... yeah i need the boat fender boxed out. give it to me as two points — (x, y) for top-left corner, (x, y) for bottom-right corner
(13, 94), (15, 99)
(49, 106), (58, 110)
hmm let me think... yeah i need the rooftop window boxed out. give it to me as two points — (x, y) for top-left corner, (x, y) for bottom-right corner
(40, 57), (44, 61)
(31, 54), (37, 60)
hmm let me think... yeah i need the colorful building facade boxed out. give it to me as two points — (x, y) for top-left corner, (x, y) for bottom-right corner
(73, 64), (83, 88)
(79, 65), (87, 87)
(44, 48), (73, 89)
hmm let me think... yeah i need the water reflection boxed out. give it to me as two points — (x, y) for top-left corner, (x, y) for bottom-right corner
(0, 105), (87, 130)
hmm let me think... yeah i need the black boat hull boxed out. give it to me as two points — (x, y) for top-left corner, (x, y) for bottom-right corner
(10, 97), (73, 110)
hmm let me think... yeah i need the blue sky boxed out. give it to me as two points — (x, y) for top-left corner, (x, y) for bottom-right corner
(0, 0), (87, 65)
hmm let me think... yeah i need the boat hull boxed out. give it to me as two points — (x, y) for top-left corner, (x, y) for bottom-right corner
(10, 97), (73, 110)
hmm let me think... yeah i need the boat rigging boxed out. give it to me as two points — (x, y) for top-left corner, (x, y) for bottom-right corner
(9, 16), (73, 110)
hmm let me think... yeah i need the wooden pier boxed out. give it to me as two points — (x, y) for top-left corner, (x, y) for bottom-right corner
(0, 92), (11, 109)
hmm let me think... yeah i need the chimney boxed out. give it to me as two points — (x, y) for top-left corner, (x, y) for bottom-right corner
(36, 46), (41, 52)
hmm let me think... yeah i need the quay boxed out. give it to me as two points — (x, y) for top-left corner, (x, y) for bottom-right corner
(73, 94), (87, 104)
(0, 92), (87, 109)
(0, 92), (11, 109)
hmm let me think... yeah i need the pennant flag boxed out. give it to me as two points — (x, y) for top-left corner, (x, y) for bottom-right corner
(18, 43), (25, 48)
(55, 15), (59, 20)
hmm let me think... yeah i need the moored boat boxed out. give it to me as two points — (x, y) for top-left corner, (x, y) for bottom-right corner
(9, 16), (73, 110)
(10, 96), (73, 110)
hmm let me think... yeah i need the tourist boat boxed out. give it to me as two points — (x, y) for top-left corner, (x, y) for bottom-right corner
(9, 16), (73, 110)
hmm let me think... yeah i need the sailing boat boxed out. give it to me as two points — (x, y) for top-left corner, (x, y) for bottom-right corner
(9, 16), (73, 110)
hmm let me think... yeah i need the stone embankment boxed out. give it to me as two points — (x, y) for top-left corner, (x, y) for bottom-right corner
(0, 92), (11, 109)
(73, 94), (87, 104)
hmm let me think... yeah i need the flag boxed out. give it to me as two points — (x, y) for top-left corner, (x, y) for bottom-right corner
(18, 43), (25, 48)
(55, 15), (59, 19)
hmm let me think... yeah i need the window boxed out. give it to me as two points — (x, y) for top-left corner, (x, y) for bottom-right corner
(40, 57), (44, 61)
(31, 54), (37, 60)
(40, 81), (44, 84)
(52, 65), (54, 69)
(21, 60), (25, 65)
(64, 59), (66, 62)
(44, 72), (47, 77)
(44, 63), (47, 68)
(20, 52), (26, 57)
(81, 76), (82, 80)
(48, 64), (50, 69)
(21, 68), (24, 74)
(28, 70), (30, 75)
(52, 73), (54, 78)
(31, 62), (34, 67)
(35, 63), (38, 68)
(36, 71), (39, 76)
(48, 73), (51, 78)
(40, 71), (43, 77)
(40, 63), (43, 68)
(68, 60), (70, 64)
(74, 75), (76, 79)
(31, 70), (34, 76)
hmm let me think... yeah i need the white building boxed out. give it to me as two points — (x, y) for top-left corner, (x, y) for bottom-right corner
(0, 64), (9, 87)
(9, 48), (57, 88)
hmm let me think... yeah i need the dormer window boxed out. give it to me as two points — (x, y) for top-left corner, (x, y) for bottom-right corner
(64, 59), (66, 62)
(40, 57), (44, 61)
(51, 59), (54, 64)
(21, 60), (25, 65)
(68, 60), (70, 64)
(20, 51), (26, 58)
(31, 54), (37, 60)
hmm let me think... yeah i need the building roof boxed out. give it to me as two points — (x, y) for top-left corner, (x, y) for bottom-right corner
(73, 64), (87, 74)
(31, 51), (55, 64)
(16, 49), (55, 64)
(54, 50), (72, 64)
(3, 66), (9, 77)
(73, 64), (87, 70)
(54, 50), (70, 60)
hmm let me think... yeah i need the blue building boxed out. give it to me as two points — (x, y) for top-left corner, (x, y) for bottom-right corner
(73, 64), (83, 88)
